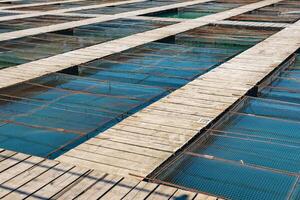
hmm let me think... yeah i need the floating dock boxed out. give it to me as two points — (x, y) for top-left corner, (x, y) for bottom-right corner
(0, 0), (299, 199)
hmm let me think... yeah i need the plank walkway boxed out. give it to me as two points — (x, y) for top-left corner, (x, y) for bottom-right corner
(0, 0), (298, 198)
(56, 17), (300, 178)
(125, 16), (291, 28)
(121, 16), (291, 28)
(0, 0), (215, 41)
(0, 0), (85, 10)
(0, 0), (284, 41)
(0, 0), (209, 23)
(0, 0), (21, 3)
(0, 0), (147, 22)
(50, 13), (291, 28)
(0, 0), (283, 88)
(0, 149), (221, 200)
(214, 20), (290, 28)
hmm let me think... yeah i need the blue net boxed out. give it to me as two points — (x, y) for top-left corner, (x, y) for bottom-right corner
(0, 24), (275, 158)
(156, 53), (300, 199)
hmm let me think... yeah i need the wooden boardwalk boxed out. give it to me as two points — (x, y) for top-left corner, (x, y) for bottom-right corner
(0, 0), (209, 23)
(0, 0), (215, 41)
(0, 0), (146, 22)
(0, 0), (299, 198)
(0, 0), (284, 88)
(214, 20), (290, 28)
(124, 17), (291, 28)
(0, 0), (85, 10)
(57, 15), (300, 177)
(0, 149), (220, 199)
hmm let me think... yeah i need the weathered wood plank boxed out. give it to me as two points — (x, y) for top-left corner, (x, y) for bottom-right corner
(0, 0), (84, 10)
(0, 156), (44, 185)
(122, 181), (158, 200)
(74, 174), (123, 199)
(146, 184), (178, 200)
(215, 20), (290, 28)
(0, 0), (145, 21)
(170, 189), (197, 200)
(56, 170), (106, 200)
(0, 159), (58, 198)
(0, 153), (30, 173)
(3, 163), (74, 199)
(99, 177), (140, 199)
(25, 166), (89, 200)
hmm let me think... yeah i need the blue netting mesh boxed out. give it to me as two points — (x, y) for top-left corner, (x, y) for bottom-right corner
(157, 53), (300, 199)
(0, 25), (275, 158)
(158, 155), (296, 200)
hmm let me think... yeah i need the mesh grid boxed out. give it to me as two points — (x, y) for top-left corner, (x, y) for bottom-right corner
(156, 53), (300, 199)
(0, 25), (276, 158)
(0, 19), (174, 70)
(158, 155), (296, 200)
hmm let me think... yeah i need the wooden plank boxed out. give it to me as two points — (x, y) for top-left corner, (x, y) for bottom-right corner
(0, 0), (162, 22)
(0, 150), (17, 162)
(215, 20), (290, 28)
(85, 138), (170, 159)
(100, 129), (184, 149)
(57, 154), (138, 177)
(0, 153), (30, 173)
(75, 143), (162, 164)
(146, 102), (226, 118)
(95, 132), (178, 153)
(127, 111), (209, 130)
(160, 96), (234, 108)
(0, 0), (84, 10)
(74, 174), (123, 199)
(3, 163), (74, 199)
(0, 159), (58, 198)
(127, 15), (186, 23)
(113, 119), (198, 137)
(122, 181), (158, 200)
(0, 156), (44, 185)
(170, 189), (197, 200)
(146, 184), (178, 200)
(0, 0), (20, 3)
(25, 166), (90, 199)
(59, 148), (158, 177)
(56, 170), (107, 200)
(111, 125), (193, 140)
(67, 148), (155, 169)
(99, 177), (140, 199)
(194, 193), (214, 200)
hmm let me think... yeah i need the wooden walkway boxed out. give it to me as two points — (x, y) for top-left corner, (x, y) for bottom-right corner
(125, 17), (291, 28)
(0, 0), (85, 10)
(0, 0), (215, 41)
(57, 16), (300, 178)
(0, 0), (299, 198)
(0, 149), (220, 200)
(0, 0), (147, 22)
(214, 20), (290, 28)
(0, 0), (210, 23)
(0, 0), (284, 88)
